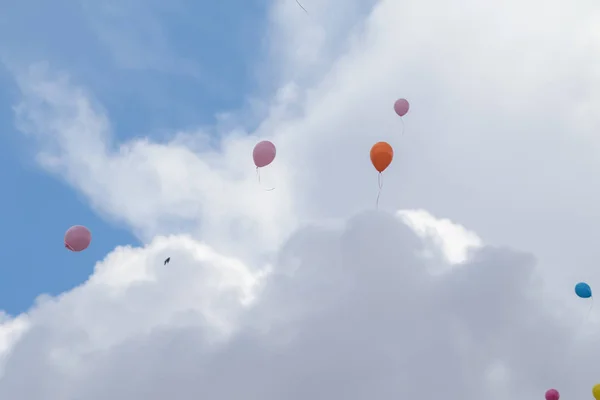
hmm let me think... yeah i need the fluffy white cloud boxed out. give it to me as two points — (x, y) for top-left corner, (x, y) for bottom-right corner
(0, 211), (596, 399)
(3, 0), (600, 398)
(398, 209), (482, 265)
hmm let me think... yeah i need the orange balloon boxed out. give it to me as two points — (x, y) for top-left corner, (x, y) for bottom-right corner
(370, 141), (393, 172)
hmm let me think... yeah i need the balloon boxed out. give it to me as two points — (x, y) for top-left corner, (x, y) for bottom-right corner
(394, 98), (409, 117)
(593, 384), (600, 400)
(64, 225), (91, 252)
(253, 140), (276, 168)
(545, 389), (559, 400)
(575, 282), (592, 298)
(370, 142), (394, 173)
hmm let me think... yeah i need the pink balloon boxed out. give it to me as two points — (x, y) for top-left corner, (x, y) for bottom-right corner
(545, 389), (559, 400)
(64, 225), (92, 252)
(394, 98), (409, 117)
(253, 140), (276, 168)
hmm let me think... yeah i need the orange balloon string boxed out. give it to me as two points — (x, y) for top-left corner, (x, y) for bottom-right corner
(376, 172), (383, 208)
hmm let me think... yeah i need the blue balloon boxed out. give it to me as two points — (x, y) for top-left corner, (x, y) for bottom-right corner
(575, 282), (592, 298)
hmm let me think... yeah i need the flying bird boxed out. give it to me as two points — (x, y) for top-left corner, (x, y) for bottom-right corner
(164, 257), (170, 265)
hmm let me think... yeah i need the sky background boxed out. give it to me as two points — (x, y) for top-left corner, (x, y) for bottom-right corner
(0, 0), (269, 314)
(0, 0), (599, 398)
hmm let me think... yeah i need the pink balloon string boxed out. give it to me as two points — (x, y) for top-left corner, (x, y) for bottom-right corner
(256, 167), (275, 191)
(376, 172), (383, 209)
(399, 117), (405, 135)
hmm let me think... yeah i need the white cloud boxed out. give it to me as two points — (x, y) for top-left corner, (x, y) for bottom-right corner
(13, 64), (298, 259)
(398, 209), (482, 265)
(4, 0), (600, 398)
(0, 314), (30, 373)
(0, 211), (596, 399)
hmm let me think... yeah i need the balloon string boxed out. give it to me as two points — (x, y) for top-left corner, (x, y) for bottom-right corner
(586, 297), (594, 320)
(579, 297), (594, 332)
(376, 173), (383, 208)
(572, 297), (594, 345)
(399, 117), (405, 135)
(256, 167), (275, 191)
(296, 0), (308, 13)
(566, 296), (594, 374)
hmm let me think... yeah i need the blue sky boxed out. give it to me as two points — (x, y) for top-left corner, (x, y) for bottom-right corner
(0, 0), (270, 315)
